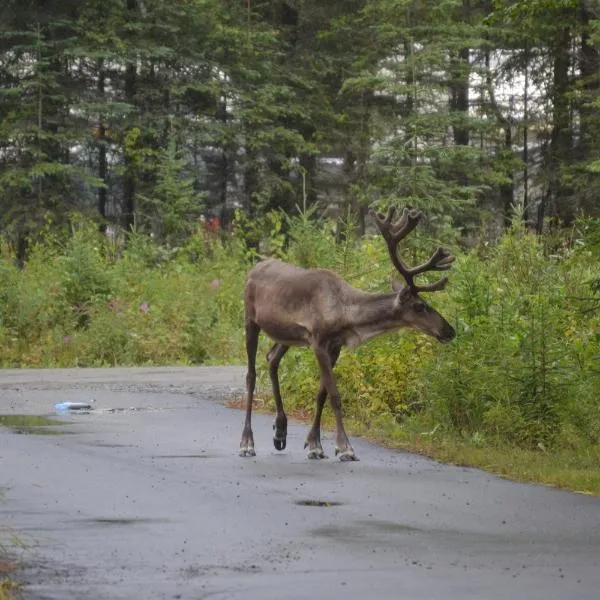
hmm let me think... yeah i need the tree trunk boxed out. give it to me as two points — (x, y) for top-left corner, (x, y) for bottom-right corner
(549, 26), (574, 225)
(15, 230), (27, 270)
(501, 126), (514, 227)
(485, 49), (514, 227)
(299, 152), (317, 208)
(579, 0), (599, 153)
(576, 1), (600, 215)
(123, 0), (137, 233)
(523, 44), (530, 226)
(243, 154), (258, 216)
(451, 45), (470, 148)
(217, 95), (228, 224)
(450, 0), (470, 149)
(97, 60), (108, 224)
(450, 64), (469, 146)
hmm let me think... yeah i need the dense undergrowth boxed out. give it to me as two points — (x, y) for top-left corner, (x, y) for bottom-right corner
(277, 218), (600, 492)
(1, 213), (599, 492)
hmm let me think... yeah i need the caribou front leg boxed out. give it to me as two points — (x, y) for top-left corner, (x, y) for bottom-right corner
(304, 385), (327, 459)
(239, 322), (260, 457)
(267, 343), (290, 451)
(313, 346), (357, 461)
(304, 346), (341, 460)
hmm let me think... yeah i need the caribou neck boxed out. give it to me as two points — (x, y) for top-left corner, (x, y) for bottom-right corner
(344, 291), (403, 347)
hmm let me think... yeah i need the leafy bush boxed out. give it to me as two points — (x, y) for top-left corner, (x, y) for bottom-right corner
(0, 219), (247, 367)
(279, 220), (600, 454)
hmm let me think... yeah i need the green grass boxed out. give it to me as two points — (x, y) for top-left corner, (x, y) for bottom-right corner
(422, 442), (600, 495)
(0, 578), (21, 600)
(351, 418), (600, 495)
(0, 525), (23, 600)
(0, 415), (70, 436)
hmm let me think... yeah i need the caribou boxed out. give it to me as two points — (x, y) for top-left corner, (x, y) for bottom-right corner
(239, 207), (456, 461)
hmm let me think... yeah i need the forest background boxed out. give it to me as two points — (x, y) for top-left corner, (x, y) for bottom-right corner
(1, 0), (599, 493)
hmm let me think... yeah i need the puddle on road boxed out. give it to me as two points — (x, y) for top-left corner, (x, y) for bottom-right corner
(86, 443), (136, 448)
(0, 414), (73, 436)
(0, 559), (19, 575)
(85, 517), (171, 526)
(182, 563), (262, 578)
(295, 499), (343, 508)
(355, 519), (423, 534)
(151, 454), (213, 459)
(313, 519), (517, 548)
(313, 520), (421, 544)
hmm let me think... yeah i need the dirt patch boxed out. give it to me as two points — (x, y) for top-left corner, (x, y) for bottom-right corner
(86, 443), (136, 448)
(0, 562), (21, 600)
(0, 561), (18, 575)
(182, 563), (261, 578)
(226, 394), (269, 411)
(0, 578), (21, 600)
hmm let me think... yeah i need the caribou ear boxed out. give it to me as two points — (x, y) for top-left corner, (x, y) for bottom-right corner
(394, 284), (413, 308)
(391, 279), (404, 293)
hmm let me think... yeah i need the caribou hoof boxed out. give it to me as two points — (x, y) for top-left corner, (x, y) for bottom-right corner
(306, 448), (327, 460)
(335, 449), (359, 462)
(272, 421), (287, 452)
(239, 446), (256, 457)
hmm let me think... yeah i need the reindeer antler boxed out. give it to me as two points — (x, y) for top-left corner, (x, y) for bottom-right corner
(371, 207), (454, 294)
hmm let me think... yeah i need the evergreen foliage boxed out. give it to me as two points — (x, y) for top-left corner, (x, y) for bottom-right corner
(1, 0), (599, 246)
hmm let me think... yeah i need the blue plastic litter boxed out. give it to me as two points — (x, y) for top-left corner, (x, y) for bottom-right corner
(54, 402), (93, 414)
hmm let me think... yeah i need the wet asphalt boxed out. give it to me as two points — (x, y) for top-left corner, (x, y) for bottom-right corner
(1, 367), (599, 600)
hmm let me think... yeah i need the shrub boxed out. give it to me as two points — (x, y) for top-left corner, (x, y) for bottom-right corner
(279, 220), (600, 454)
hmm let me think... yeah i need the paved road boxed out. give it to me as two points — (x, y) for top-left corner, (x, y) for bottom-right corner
(1, 367), (599, 600)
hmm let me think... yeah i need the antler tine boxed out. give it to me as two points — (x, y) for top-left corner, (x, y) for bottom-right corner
(414, 276), (449, 293)
(373, 207), (423, 242)
(406, 247), (454, 292)
(372, 207), (396, 238)
(410, 247), (455, 275)
(372, 207), (419, 288)
(390, 208), (422, 240)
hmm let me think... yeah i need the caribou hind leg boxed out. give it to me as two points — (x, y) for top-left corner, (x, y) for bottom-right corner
(239, 321), (260, 457)
(313, 345), (357, 461)
(267, 343), (290, 451)
(304, 346), (341, 459)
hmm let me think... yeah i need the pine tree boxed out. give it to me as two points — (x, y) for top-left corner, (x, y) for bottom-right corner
(0, 6), (100, 261)
(337, 0), (500, 231)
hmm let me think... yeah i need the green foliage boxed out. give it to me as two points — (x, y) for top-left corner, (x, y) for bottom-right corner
(137, 131), (205, 245)
(59, 220), (113, 310)
(232, 210), (286, 260)
(278, 221), (600, 455)
(0, 20), (98, 249)
(285, 205), (339, 269)
(3, 0), (600, 250)
(0, 218), (247, 367)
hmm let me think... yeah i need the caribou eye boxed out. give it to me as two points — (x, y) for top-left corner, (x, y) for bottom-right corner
(414, 302), (427, 313)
